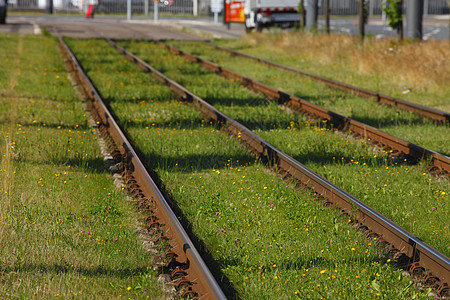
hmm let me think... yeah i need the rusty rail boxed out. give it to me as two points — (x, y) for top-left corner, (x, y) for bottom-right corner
(106, 38), (450, 296)
(161, 43), (450, 174)
(56, 32), (227, 300)
(207, 43), (450, 124)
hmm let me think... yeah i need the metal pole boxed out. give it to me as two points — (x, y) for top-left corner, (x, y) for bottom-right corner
(193, 0), (198, 16)
(397, 0), (403, 42)
(154, 0), (158, 21)
(46, 0), (54, 14)
(381, 0), (386, 23)
(222, 0), (227, 26)
(299, 0), (306, 28)
(405, 0), (423, 39)
(325, 0), (330, 33)
(127, 0), (131, 20)
(359, 0), (365, 40)
(306, 0), (318, 31)
(423, 0), (428, 15)
(144, 0), (148, 16)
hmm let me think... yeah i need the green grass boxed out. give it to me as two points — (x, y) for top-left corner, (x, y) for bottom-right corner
(66, 37), (446, 299)
(165, 40), (450, 156)
(0, 34), (163, 299)
(212, 34), (450, 112)
(116, 39), (449, 257)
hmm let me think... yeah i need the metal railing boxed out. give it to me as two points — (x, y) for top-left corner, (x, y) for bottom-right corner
(97, 0), (194, 15)
(319, 0), (449, 15)
(7, 0), (200, 14)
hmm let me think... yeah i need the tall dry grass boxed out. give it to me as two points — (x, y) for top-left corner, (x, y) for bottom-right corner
(243, 32), (450, 92)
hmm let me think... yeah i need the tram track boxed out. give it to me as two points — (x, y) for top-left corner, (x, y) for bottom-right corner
(55, 31), (227, 300)
(206, 43), (450, 124)
(0, 21), (448, 298)
(48, 24), (450, 295)
(159, 42), (450, 175)
(99, 38), (450, 296)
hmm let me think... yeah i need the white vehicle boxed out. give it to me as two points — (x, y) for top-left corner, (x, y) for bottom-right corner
(244, 0), (300, 31)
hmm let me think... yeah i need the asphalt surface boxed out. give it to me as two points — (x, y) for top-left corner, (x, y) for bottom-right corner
(0, 14), (448, 40)
(0, 15), (245, 39)
(322, 15), (449, 40)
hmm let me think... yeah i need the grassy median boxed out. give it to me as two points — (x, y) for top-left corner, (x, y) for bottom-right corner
(0, 34), (163, 299)
(214, 32), (450, 113)
(166, 40), (450, 157)
(115, 39), (449, 257)
(65, 37), (445, 299)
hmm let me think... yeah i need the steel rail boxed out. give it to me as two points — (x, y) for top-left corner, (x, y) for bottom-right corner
(207, 43), (450, 124)
(161, 43), (450, 175)
(106, 38), (450, 296)
(56, 32), (227, 300)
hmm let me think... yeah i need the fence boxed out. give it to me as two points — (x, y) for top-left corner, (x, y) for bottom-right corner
(7, 0), (450, 15)
(96, 0), (194, 14)
(318, 0), (449, 15)
(6, 0), (206, 13)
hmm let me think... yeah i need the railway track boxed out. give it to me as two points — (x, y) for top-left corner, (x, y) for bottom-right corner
(56, 31), (227, 300)
(50, 25), (450, 295)
(207, 43), (450, 124)
(160, 43), (450, 175)
(100, 38), (450, 296)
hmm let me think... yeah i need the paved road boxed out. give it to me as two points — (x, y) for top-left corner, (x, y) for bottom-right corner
(0, 15), (245, 39)
(322, 15), (449, 40)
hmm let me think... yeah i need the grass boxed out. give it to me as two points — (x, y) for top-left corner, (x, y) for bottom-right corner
(0, 34), (163, 299)
(66, 37), (446, 298)
(115, 39), (449, 257)
(213, 32), (450, 113)
(164, 40), (450, 156)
